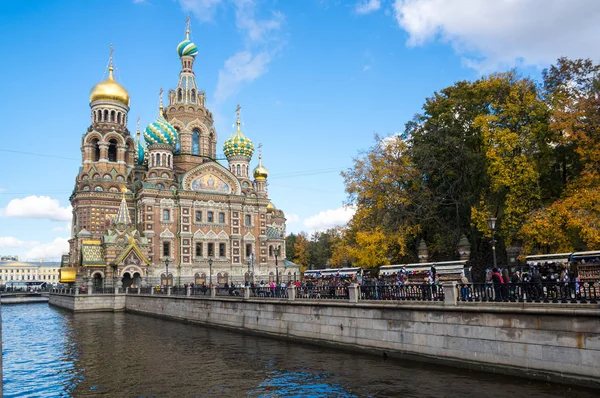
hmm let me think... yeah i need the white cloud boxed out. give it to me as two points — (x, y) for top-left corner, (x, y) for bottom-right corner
(362, 65), (371, 72)
(393, 0), (600, 71)
(52, 222), (72, 233)
(4, 196), (72, 222)
(286, 213), (300, 223)
(234, 0), (285, 43)
(0, 237), (31, 248)
(214, 51), (271, 102)
(24, 238), (70, 262)
(303, 206), (356, 231)
(179, 0), (223, 22)
(355, 0), (381, 15)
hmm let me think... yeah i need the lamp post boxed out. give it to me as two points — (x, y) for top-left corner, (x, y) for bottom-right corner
(275, 246), (280, 285)
(487, 217), (498, 270)
(165, 258), (170, 289)
(208, 257), (213, 287)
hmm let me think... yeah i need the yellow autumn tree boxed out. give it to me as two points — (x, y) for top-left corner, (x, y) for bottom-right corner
(293, 232), (310, 271)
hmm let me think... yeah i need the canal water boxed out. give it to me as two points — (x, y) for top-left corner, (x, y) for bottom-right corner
(2, 303), (597, 397)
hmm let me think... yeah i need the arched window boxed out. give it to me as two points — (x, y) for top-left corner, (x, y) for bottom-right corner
(162, 153), (167, 167)
(103, 109), (108, 122)
(178, 88), (183, 102)
(269, 246), (273, 257)
(110, 110), (116, 122)
(91, 138), (100, 161)
(192, 130), (199, 155)
(117, 112), (121, 124)
(191, 89), (196, 102)
(236, 165), (241, 175)
(108, 139), (118, 162)
(156, 153), (160, 167)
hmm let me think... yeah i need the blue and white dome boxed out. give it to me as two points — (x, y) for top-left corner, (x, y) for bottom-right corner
(177, 39), (198, 58)
(144, 115), (178, 147)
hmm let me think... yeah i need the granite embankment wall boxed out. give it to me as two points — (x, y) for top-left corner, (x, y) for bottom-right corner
(50, 292), (125, 312)
(50, 293), (600, 387)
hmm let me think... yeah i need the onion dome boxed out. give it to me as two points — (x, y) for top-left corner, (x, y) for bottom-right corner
(144, 114), (178, 147)
(177, 22), (198, 57)
(253, 155), (269, 180)
(177, 39), (198, 58)
(223, 109), (254, 158)
(266, 202), (275, 213)
(137, 140), (146, 165)
(90, 65), (130, 106)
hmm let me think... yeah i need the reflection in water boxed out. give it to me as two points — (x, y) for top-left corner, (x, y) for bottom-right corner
(2, 304), (597, 397)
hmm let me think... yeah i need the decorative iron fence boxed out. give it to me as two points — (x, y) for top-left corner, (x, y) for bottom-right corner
(191, 286), (210, 296)
(297, 285), (348, 300)
(457, 282), (599, 304)
(360, 284), (444, 302)
(171, 287), (187, 296)
(250, 286), (288, 299)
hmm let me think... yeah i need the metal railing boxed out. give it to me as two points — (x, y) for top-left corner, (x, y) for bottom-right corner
(92, 287), (116, 294)
(457, 282), (599, 304)
(171, 287), (187, 296)
(297, 285), (348, 300)
(360, 284), (444, 301)
(191, 286), (210, 296)
(250, 286), (288, 299)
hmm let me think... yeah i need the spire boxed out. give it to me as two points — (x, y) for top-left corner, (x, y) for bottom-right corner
(136, 116), (141, 142)
(236, 104), (241, 129)
(114, 187), (131, 225)
(159, 87), (164, 112)
(186, 15), (191, 40)
(108, 43), (114, 78)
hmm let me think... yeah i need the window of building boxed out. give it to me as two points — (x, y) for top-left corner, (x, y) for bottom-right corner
(108, 139), (118, 162)
(91, 138), (100, 161)
(163, 241), (170, 257)
(207, 211), (214, 223)
(246, 244), (252, 258)
(195, 242), (202, 257)
(245, 214), (251, 226)
(269, 245), (273, 257)
(163, 209), (170, 221)
(192, 130), (199, 155)
(195, 210), (202, 222)
(219, 243), (226, 257)
(207, 243), (214, 257)
(218, 212), (225, 223)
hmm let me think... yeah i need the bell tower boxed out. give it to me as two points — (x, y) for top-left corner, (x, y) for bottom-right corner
(165, 16), (216, 168)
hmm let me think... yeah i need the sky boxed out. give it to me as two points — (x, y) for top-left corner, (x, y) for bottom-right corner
(1, 0), (599, 261)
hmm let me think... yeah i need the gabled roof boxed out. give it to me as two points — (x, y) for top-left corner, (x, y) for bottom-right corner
(112, 241), (150, 266)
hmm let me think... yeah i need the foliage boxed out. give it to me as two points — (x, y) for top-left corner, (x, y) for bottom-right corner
(333, 57), (600, 268)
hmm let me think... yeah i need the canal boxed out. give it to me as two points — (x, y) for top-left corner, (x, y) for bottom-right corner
(2, 303), (596, 397)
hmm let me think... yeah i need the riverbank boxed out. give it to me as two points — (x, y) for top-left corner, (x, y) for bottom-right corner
(49, 291), (600, 389)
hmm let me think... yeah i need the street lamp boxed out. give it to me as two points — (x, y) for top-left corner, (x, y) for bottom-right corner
(165, 258), (170, 289)
(274, 246), (280, 285)
(487, 216), (498, 270)
(208, 257), (213, 287)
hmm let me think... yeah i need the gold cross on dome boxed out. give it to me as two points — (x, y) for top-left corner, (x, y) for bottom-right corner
(235, 104), (241, 122)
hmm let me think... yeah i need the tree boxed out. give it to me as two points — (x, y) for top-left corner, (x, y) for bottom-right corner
(293, 232), (310, 269)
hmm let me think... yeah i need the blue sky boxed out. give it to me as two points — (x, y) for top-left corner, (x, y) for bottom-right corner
(1, 0), (599, 261)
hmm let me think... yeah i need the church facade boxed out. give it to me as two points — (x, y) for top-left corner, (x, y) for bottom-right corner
(63, 23), (298, 288)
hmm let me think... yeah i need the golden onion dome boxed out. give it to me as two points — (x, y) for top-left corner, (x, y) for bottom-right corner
(266, 202), (275, 213)
(253, 155), (269, 181)
(90, 65), (130, 106)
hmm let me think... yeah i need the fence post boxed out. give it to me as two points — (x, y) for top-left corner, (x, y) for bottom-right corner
(125, 287), (129, 295)
(167, 286), (172, 296)
(210, 286), (216, 298)
(87, 280), (93, 295)
(74, 287), (79, 296)
(138, 287), (141, 295)
(348, 283), (359, 303)
(443, 282), (457, 305)
(244, 286), (250, 299)
(150, 287), (155, 296)
(186, 285), (191, 297)
(287, 285), (296, 301)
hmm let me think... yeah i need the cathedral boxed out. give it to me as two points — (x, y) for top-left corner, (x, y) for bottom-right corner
(61, 22), (298, 288)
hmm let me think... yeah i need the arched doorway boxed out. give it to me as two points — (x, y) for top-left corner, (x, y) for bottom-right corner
(93, 273), (103, 290)
(217, 272), (228, 286)
(161, 273), (173, 287)
(195, 273), (206, 285)
(122, 273), (132, 288)
(133, 272), (142, 288)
